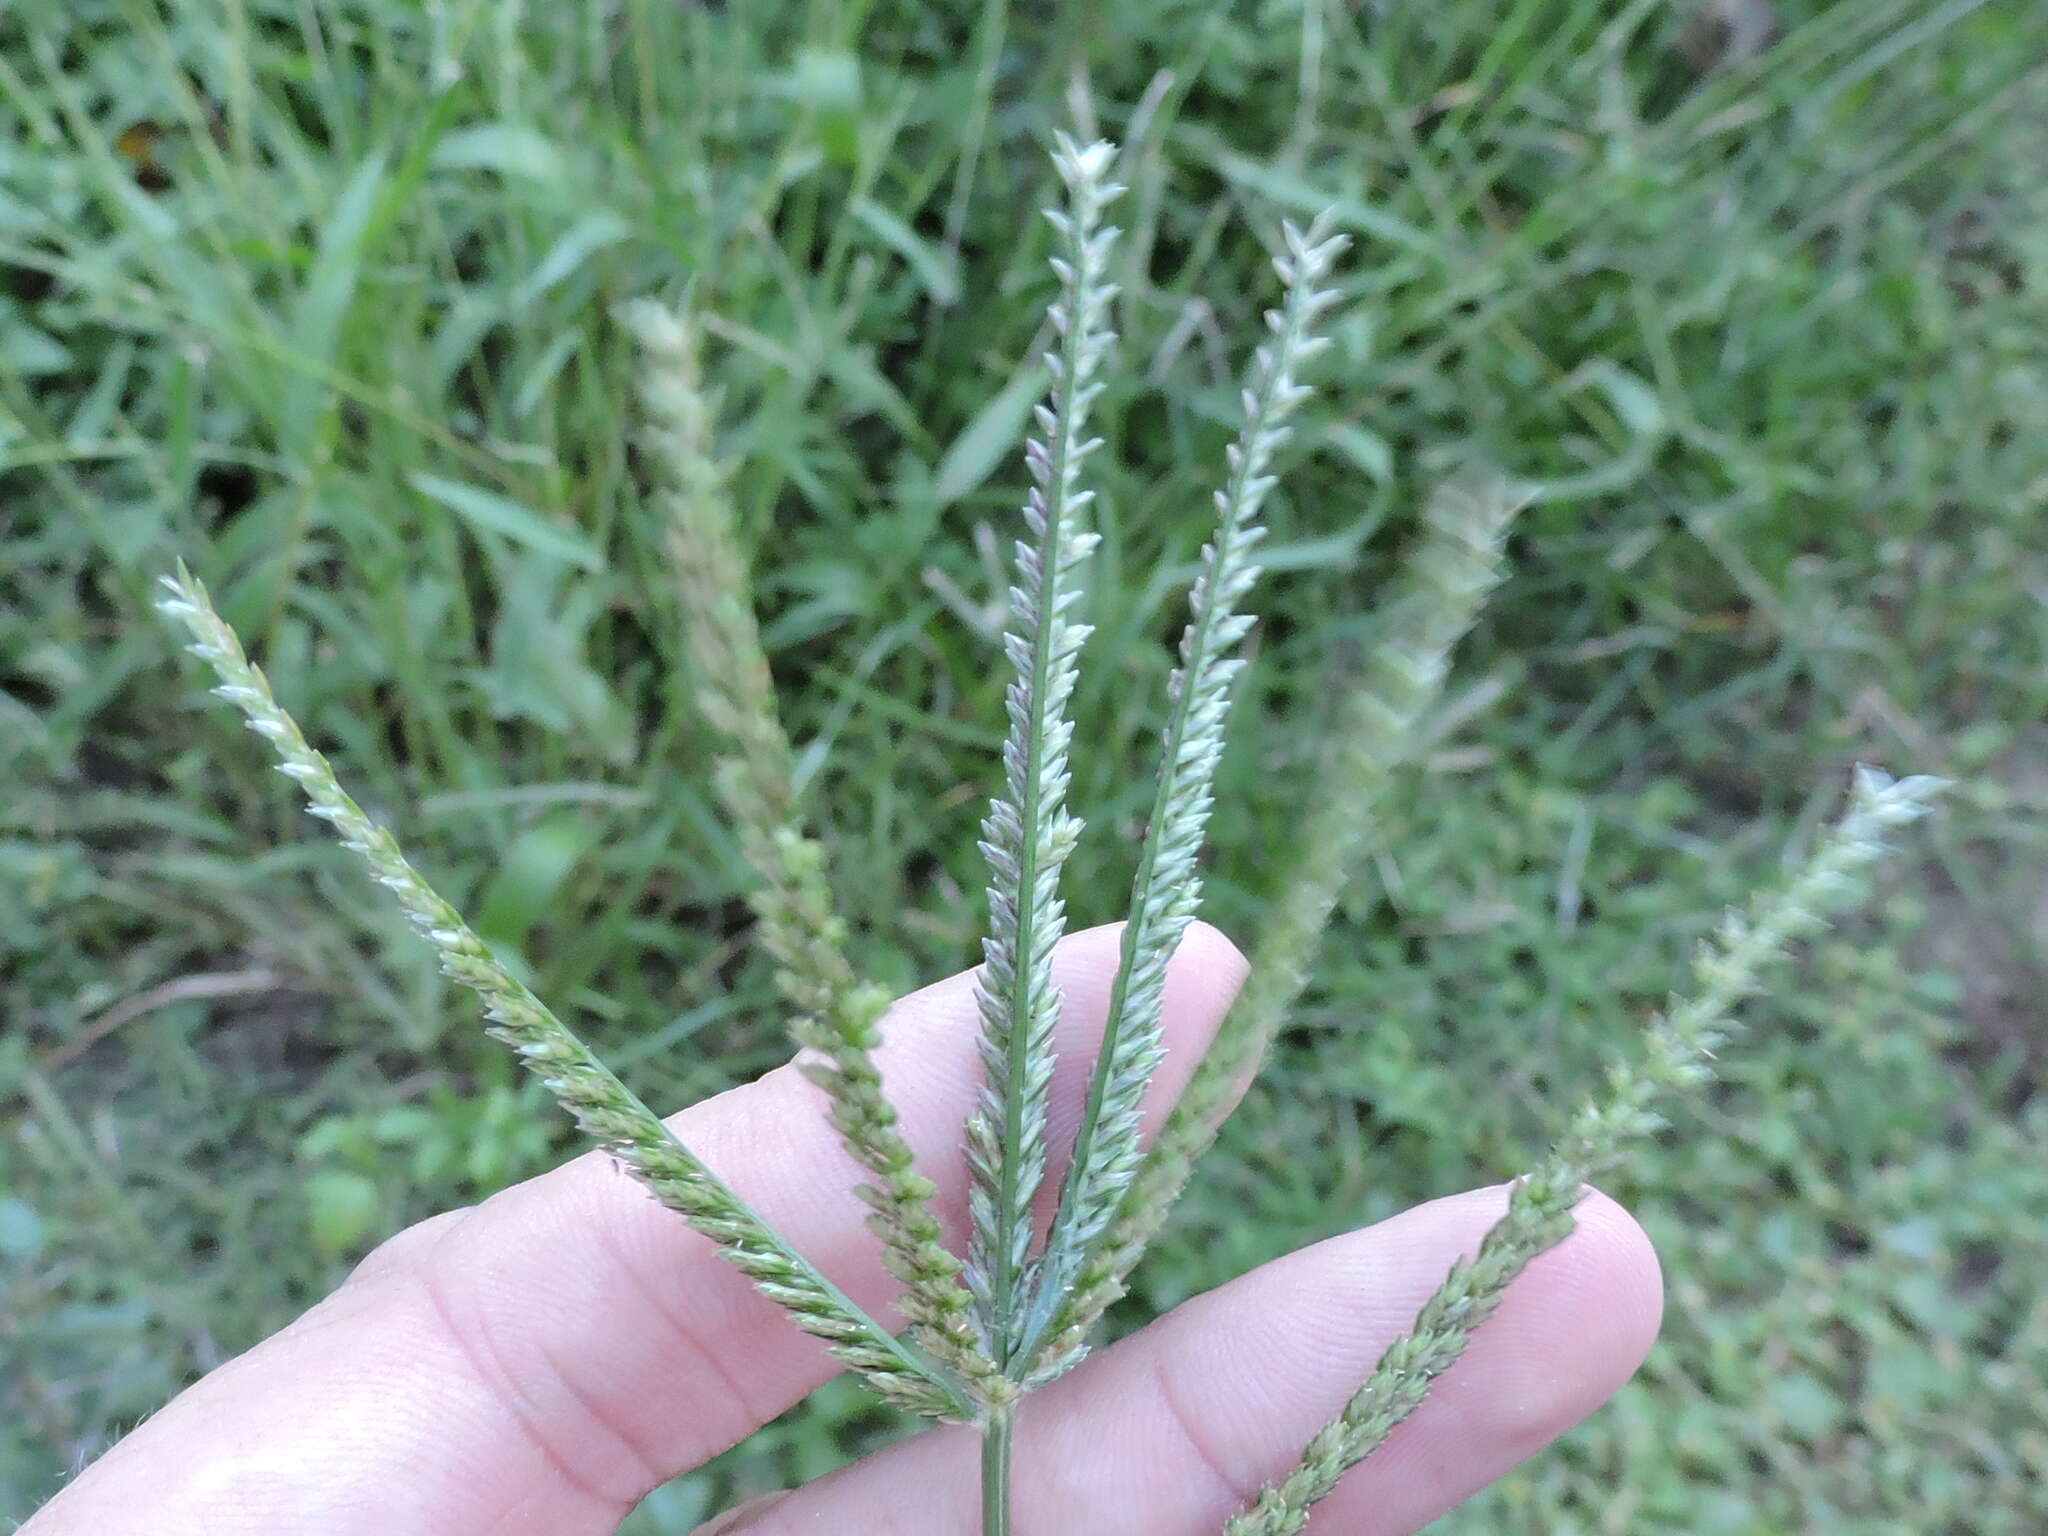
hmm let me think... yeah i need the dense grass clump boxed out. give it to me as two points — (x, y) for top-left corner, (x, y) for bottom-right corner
(4, 1), (2046, 1529)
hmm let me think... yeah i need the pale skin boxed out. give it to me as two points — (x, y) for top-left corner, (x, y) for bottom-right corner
(24, 922), (1664, 1535)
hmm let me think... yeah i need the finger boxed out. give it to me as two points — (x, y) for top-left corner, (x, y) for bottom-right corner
(720, 1185), (1663, 1535)
(25, 922), (1249, 1536)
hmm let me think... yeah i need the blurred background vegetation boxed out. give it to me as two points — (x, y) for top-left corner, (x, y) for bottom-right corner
(4, 0), (2046, 1529)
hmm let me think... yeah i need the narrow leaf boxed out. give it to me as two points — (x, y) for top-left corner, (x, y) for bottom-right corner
(936, 362), (1051, 510)
(407, 471), (604, 572)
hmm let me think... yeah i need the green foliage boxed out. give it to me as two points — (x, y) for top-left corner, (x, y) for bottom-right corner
(4, 0), (2045, 1528)
(1225, 769), (1944, 1535)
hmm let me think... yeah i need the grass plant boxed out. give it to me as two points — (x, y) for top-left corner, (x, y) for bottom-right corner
(6, 1), (2044, 1530)
(158, 130), (1943, 1534)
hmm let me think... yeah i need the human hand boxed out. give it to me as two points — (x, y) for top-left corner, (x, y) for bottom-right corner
(23, 923), (1661, 1535)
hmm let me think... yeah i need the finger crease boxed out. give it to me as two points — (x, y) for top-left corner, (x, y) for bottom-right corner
(412, 1258), (639, 1519)
(1145, 1346), (1260, 1517)
(528, 1312), (671, 1497)
(591, 1204), (781, 1437)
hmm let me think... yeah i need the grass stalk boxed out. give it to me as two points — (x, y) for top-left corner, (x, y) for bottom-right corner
(980, 1403), (1015, 1536)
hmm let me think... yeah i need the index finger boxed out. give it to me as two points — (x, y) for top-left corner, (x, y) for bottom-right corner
(24, 922), (1248, 1536)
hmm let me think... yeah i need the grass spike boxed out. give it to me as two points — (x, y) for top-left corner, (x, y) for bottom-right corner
(1085, 473), (1529, 1317)
(965, 133), (1123, 1370)
(1019, 217), (1350, 1378)
(156, 565), (971, 1423)
(1220, 767), (1948, 1536)
(626, 300), (1005, 1408)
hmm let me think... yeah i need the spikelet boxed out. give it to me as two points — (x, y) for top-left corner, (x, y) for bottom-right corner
(1086, 473), (1528, 1328)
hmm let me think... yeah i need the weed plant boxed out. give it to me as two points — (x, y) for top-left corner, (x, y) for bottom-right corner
(155, 133), (1943, 1534)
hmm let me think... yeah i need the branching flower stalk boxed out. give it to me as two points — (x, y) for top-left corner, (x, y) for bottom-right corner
(961, 135), (1124, 1530)
(158, 128), (1950, 1536)
(625, 300), (1003, 1408)
(155, 565), (969, 1422)
(964, 134), (1122, 1384)
(1019, 217), (1349, 1378)
(1221, 767), (1946, 1536)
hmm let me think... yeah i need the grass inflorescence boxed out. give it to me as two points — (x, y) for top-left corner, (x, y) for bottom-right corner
(156, 128), (1949, 1536)
(7, 2), (2041, 1529)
